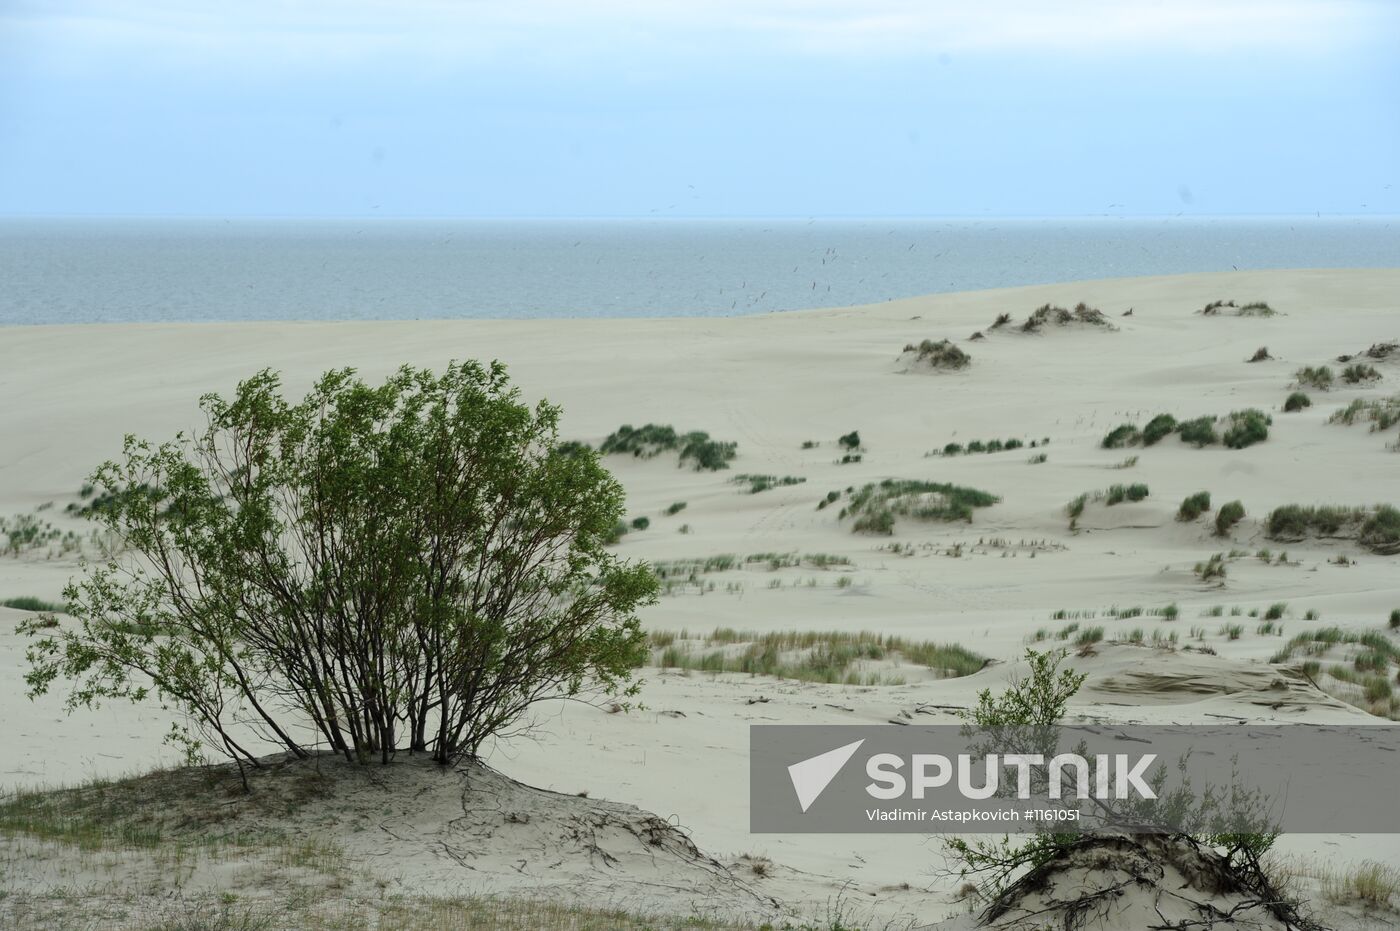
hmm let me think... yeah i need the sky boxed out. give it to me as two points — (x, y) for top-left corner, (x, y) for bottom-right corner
(1, 0), (1397, 218)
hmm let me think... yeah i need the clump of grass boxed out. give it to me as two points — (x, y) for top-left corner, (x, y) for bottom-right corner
(1295, 366), (1333, 390)
(1264, 602), (1287, 621)
(1074, 626), (1105, 647)
(1177, 416), (1219, 447)
(1, 595), (64, 612)
(1113, 455), (1139, 469)
(1200, 299), (1276, 317)
(1215, 501), (1246, 537)
(599, 423), (737, 471)
(1239, 301), (1276, 317)
(1177, 491), (1212, 522)
(1328, 395), (1400, 431)
(630, 516), (650, 531)
(1266, 504), (1400, 554)
(1141, 413), (1178, 446)
(732, 474), (806, 494)
(1021, 302), (1115, 332)
(1028, 452), (1048, 464)
(1221, 408), (1271, 449)
(1342, 363), (1382, 384)
(1065, 494), (1088, 521)
(1105, 483), (1149, 505)
(902, 339), (971, 370)
(1321, 860), (1400, 909)
(1220, 623), (1244, 640)
(664, 501), (687, 516)
(1101, 424), (1141, 449)
(1195, 553), (1228, 581)
(647, 628), (986, 683)
(936, 437), (1031, 457)
(1283, 391), (1311, 413)
(841, 479), (1000, 535)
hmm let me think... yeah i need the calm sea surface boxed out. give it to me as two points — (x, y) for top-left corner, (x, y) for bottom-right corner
(1, 216), (1395, 325)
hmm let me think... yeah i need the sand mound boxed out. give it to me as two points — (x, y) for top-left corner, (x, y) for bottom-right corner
(959, 834), (1313, 931)
(1, 753), (780, 926)
(1082, 645), (1353, 716)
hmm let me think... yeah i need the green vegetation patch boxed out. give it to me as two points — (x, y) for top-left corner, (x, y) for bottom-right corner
(648, 628), (986, 684)
(599, 423), (737, 471)
(840, 479), (1000, 535)
(901, 338), (971, 370)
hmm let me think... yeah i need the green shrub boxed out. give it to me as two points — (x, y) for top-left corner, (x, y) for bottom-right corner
(1215, 500), (1246, 537)
(966, 440), (986, 453)
(24, 362), (658, 767)
(1101, 423), (1140, 449)
(630, 516), (650, 531)
(1264, 602), (1286, 621)
(1177, 416), (1219, 447)
(1222, 409), (1270, 449)
(1389, 609), (1400, 630)
(1142, 413), (1178, 446)
(1283, 391), (1311, 413)
(1177, 491), (1212, 522)
(838, 430), (862, 451)
(943, 442), (963, 455)
(1065, 494), (1088, 520)
(664, 501), (687, 516)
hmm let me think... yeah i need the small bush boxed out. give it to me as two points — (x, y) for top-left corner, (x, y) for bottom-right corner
(1177, 491), (1212, 522)
(1141, 413), (1178, 446)
(630, 516), (650, 531)
(1177, 416), (1219, 447)
(1215, 501), (1246, 537)
(1222, 408), (1270, 449)
(664, 501), (687, 516)
(1390, 609), (1400, 630)
(943, 442), (963, 455)
(1101, 423), (1141, 449)
(1283, 391), (1311, 413)
(1295, 366), (1333, 390)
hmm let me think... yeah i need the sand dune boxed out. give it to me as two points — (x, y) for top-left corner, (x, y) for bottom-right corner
(2, 268), (1399, 928)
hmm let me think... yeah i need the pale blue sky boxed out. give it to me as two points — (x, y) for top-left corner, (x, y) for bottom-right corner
(1, 0), (1396, 218)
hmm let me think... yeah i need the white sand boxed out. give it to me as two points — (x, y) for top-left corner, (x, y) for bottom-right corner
(2, 268), (1399, 927)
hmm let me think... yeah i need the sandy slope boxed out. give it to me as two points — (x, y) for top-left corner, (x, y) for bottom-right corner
(2, 268), (1399, 927)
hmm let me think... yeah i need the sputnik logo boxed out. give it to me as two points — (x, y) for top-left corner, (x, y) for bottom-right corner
(787, 739), (865, 812)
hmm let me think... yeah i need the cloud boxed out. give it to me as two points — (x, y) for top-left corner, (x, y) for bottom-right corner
(3, 0), (1386, 76)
